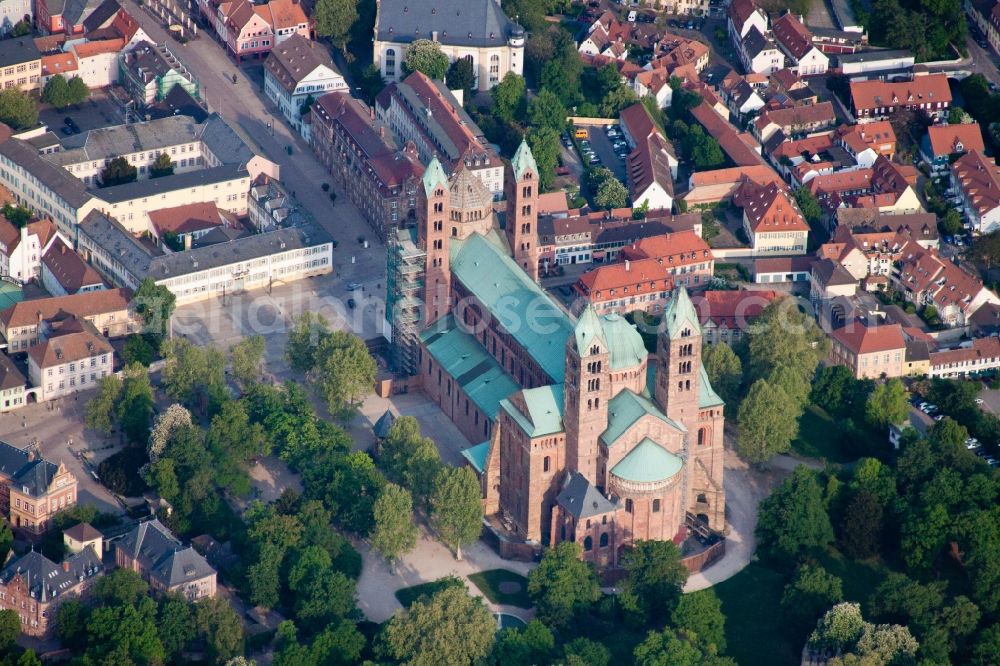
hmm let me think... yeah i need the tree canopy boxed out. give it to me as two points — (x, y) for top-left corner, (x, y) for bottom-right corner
(402, 40), (450, 80)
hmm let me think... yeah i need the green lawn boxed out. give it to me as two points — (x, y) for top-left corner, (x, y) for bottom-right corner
(394, 576), (465, 608)
(468, 569), (532, 608)
(714, 564), (799, 666)
(791, 406), (856, 464)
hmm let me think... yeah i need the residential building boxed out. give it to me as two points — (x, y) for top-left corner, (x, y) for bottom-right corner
(0, 36), (41, 92)
(929, 336), (1000, 378)
(688, 101), (767, 167)
(70, 38), (126, 88)
(118, 41), (199, 104)
(694, 289), (778, 346)
(0, 441), (77, 533)
(0, 544), (103, 636)
(894, 243), (1000, 327)
(753, 255), (813, 283)
(850, 74), (952, 121)
(0, 217), (59, 284)
(719, 73), (766, 120)
(373, 0), (524, 91)
(310, 91), (424, 242)
(147, 201), (234, 250)
(830, 321), (906, 378)
(0, 0), (30, 36)
(263, 34), (346, 137)
(835, 121), (896, 168)
(63, 522), (102, 554)
(619, 231), (714, 289)
(921, 122), (986, 172)
(966, 0), (1000, 54)
(35, 0), (100, 34)
(732, 178), (810, 255)
(620, 103), (677, 212)
(27, 317), (113, 401)
(683, 165), (782, 207)
(0, 355), (25, 412)
(753, 101), (836, 143)
(728, 0), (769, 46)
(771, 13), (829, 76)
(41, 237), (105, 295)
(811, 256), (858, 301)
(739, 27), (785, 75)
(0, 288), (136, 351)
(40, 51), (78, 86)
(376, 72), (503, 197)
(574, 257), (674, 315)
(115, 519), (217, 600)
(951, 150), (1000, 234)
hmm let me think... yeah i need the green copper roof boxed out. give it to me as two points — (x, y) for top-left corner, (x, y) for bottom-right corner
(450, 232), (573, 382)
(662, 287), (701, 340)
(611, 439), (683, 483)
(420, 315), (520, 419)
(600, 313), (648, 370)
(500, 384), (564, 438)
(574, 306), (606, 355)
(461, 441), (491, 474)
(698, 366), (724, 409)
(511, 139), (538, 181)
(422, 156), (449, 197)
(602, 389), (685, 447)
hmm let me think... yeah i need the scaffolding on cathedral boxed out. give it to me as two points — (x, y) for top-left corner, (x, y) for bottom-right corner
(386, 226), (426, 376)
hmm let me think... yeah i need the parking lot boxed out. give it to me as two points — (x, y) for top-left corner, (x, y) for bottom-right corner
(575, 125), (628, 181)
(38, 91), (127, 137)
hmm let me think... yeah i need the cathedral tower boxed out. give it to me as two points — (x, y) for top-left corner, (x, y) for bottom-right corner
(418, 157), (451, 325)
(654, 287), (702, 426)
(506, 140), (540, 281)
(563, 306), (610, 484)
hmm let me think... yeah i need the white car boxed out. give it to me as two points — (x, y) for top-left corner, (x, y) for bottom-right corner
(976, 398), (985, 405)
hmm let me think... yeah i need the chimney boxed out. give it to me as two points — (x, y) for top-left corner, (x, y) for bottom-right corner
(62, 561), (70, 572)
(625, 259), (631, 271)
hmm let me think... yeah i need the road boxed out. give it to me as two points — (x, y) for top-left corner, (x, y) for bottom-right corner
(116, 0), (388, 302)
(964, 34), (1000, 87)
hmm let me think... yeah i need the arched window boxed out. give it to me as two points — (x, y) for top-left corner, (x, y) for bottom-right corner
(652, 499), (661, 513)
(698, 429), (707, 446)
(625, 498), (633, 513)
(583, 536), (593, 551)
(599, 532), (609, 548)
(543, 456), (550, 472)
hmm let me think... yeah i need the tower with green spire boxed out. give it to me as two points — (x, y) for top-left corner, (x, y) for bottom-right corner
(563, 304), (610, 484)
(418, 156), (452, 325)
(654, 287), (702, 424)
(505, 139), (540, 282)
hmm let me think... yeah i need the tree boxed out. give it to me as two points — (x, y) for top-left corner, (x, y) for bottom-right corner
(118, 363), (154, 443)
(948, 106), (967, 124)
(9, 19), (31, 37)
(940, 208), (963, 236)
(866, 378), (909, 428)
(379, 416), (443, 508)
(854, 623), (919, 663)
(687, 128), (725, 170)
(564, 638), (611, 666)
(379, 586), (496, 666)
(755, 465), (834, 562)
(93, 569), (149, 607)
(230, 335), (266, 387)
(972, 624), (1000, 665)
(42, 74), (72, 108)
(744, 297), (827, 384)
(808, 602), (865, 653)
(86, 375), (122, 434)
(528, 88), (566, 131)
(402, 40), (450, 80)
(527, 541), (600, 629)
(594, 174), (628, 210)
(122, 334), (154, 367)
(132, 277), (176, 340)
(634, 627), (733, 666)
(1, 203), (30, 227)
(811, 365), (858, 416)
(767, 365), (810, 412)
(147, 403), (192, 465)
(195, 596), (243, 663)
(702, 344), (742, 408)
(737, 379), (799, 465)
(672, 589), (727, 654)
(781, 564), (844, 636)
(150, 152), (175, 178)
(491, 620), (555, 666)
(527, 126), (560, 191)
(837, 488), (884, 559)
(161, 338), (226, 406)
(0, 88), (37, 129)
(492, 72), (525, 122)
(794, 187), (823, 227)
(67, 76), (89, 106)
(312, 330), (377, 420)
(429, 466), (482, 559)
(445, 57), (476, 98)
(247, 541), (283, 608)
(158, 593), (196, 659)
(621, 540), (689, 624)
(0, 610), (19, 651)
(286, 312), (331, 373)
(100, 156), (138, 187)
(312, 0), (356, 52)
(371, 483), (418, 570)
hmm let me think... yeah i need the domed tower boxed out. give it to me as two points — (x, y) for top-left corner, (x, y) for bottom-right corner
(418, 157), (451, 325)
(563, 306), (610, 485)
(448, 166), (494, 240)
(654, 287), (702, 426)
(506, 140), (540, 281)
(508, 23), (525, 77)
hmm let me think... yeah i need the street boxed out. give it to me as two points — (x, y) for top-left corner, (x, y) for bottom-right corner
(116, 0), (389, 302)
(965, 34), (1000, 87)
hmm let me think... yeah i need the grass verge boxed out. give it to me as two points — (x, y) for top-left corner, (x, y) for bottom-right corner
(468, 569), (532, 608)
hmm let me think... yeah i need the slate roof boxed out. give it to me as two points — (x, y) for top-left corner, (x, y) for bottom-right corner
(64, 522), (102, 542)
(376, 0), (523, 48)
(556, 472), (618, 520)
(0, 354), (25, 391)
(812, 257), (857, 287)
(0, 137), (92, 209)
(94, 163), (248, 203)
(0, 441), (61, 497)
(82, 0), (121, 32)
(611, 438), (683, 483)
(0, 546), (103, 601)
(264, 34), (340, 93)
(116, 519), (215, 589)
(0, 37), (40, 68)
(449, 232), (574, 382)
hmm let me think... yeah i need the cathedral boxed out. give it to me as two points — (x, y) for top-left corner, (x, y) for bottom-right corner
(390, 140), (726, 566)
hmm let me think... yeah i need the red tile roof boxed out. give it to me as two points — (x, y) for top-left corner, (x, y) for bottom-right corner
(28, 326), (113, 368)
(930, 337), (1000, 367)
(831, 321), (906, 355)
(734, 179), (809, 232)
(693, 289), (778, 328)
(577, 257), (672, 295)
(41, 52), (78, 77)
(620, 230), (712, 265)
(0, 288), (132, 329)
(689, 165), (781, 188)
(771, 13), (814, 60)
(755, 102), (836, 133)
(148, 202), (226, 236)
(951, 150), (1000, 218)
(41, 238), (105, 294)
(850, 74), (952, 112)
(927, 123), (986, 157)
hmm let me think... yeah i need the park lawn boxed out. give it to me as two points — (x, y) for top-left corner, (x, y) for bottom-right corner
(468, 569), (532, 608)
(394, 576), (465, 608)
(714, 563), (799, 666)
(791, 405), (855, 464)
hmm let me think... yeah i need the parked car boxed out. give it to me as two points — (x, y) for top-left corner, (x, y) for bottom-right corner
(346, 282), (362, 291)
(347, 298), (356, 309)
(976, 398), (985, 405)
